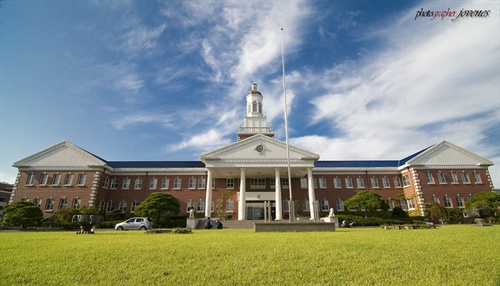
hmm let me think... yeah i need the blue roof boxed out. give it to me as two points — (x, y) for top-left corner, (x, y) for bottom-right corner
(314, 160), (399, 168)
(107, 161), (205, 168)
(104, 145), (434, 169)
(315, 145), (434, 168)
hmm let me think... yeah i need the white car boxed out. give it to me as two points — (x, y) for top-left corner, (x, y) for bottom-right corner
(115, 217), (152, 230)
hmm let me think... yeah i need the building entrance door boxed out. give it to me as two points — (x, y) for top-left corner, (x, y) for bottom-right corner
(246, 201), (275, 220)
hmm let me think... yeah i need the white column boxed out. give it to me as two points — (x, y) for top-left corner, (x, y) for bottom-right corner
(204, 169), (212, 218)
(238, 168), (246, 220)
(307, 168), (317, 220)
(274, 168), (283, 220)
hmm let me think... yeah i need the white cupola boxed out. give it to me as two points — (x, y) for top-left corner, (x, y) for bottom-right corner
(237, 83), (274, 140)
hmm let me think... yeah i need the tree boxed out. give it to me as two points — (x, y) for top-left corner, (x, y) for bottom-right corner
(465, 191), (500, 209)
(134, 192), (180, 224)
(392, 206), (408, 218)
(426, 202), (446, 222)
(52, 207), (82, 229)
(3, 201), (43, 228)
(344, 190), (389, 217)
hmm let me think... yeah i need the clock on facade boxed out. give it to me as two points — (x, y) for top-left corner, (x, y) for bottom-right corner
(255, 144), (264, 153)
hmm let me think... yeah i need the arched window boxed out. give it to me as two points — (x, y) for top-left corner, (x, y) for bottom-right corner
(252, 101), (258, 112)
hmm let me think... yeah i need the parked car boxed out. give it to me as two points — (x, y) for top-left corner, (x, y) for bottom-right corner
(115, 217), (152, 230)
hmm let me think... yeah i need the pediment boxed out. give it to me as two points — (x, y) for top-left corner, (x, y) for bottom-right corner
(200, 134), (319, 166)
(13, 141), (107, 169)
(406, 141), (493, 167)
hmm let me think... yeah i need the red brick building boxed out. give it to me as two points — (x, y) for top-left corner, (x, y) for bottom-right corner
(10, 84), (495, 219)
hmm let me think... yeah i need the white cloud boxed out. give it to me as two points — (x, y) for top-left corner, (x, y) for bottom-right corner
(120, 23), (167, 56)
(290, 0), (499, 186)
(169, 128), (232, 152)
(112, 114), (174, 130)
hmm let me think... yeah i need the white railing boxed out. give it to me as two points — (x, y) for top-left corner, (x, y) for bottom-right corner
(238, 126), (273, 133)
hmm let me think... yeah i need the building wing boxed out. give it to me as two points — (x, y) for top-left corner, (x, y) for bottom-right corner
(12, 140), (107, 170)
(400, 140), (493, 169)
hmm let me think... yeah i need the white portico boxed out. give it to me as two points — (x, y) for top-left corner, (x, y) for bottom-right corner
(200, 134), (319, 220)
(200, 83), (320, 221)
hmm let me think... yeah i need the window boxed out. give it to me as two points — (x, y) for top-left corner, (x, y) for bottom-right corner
(77, 174), (87, 186)
(119, 201), (127, 212)
(450, 172), (458, 184)
(187, 200), (195, 212)
(226, 199), (234, 213)
(313, 178), (318, 189)
(345, 178), (353, 189)
(393, 177), (402, 188)
(106, 201), (115, 212)
(432, 195), (440, 204)
(122, 178), (131, 189)
(196, 200), (205, 212)
(461, 172), (470, 184)
(319, 177), (327, 189)
(26, 173), (36, 186)
(212, 179), (216, 189)
(356, 177), (365, 189)
(300, 178), (308, 189)
(226, 178), (234, 189)
(382, 177), (391, 188)
(45, 198), (55, 211)
(98, 200), (105, 211)
(130, 201), (138, 213)
(188, 178), (196, 189)
(443, 196), (452, 208)
(134, 178), (143, 189)
(33, 198), (42, 207)
(64, 174), (74, 186)
(161, 177), (169, 189)
(58, 198), (68, 209)
(371, 177), (379, 188)
(437, 172), (446, 184)
(110, 178), (118, 189)
(149, 178), (158, 189)
(472, 172), (482, 184)
(402, 175), (410, 187)
(173, 178), (181, 189)
(250, 178), (266, 189)
(426, 172), (435, 184)
(302, 199), (310, 212)
(336, 199), (344, 212)
(320, 199), (329, 211)
(102, 177), (109, 188)
(51, 174), (61, 186)
(21, 197), (29, 202)
(387, 199), (394, 210)
(456, 195), (464, 208)
(198, 178), (206, 189)
(407, 198), (415, 210)
(281, 178), (289, 189)
(334, 178), (342, 189)
(283, 200), (290, 212)
(270, 178), (276, 189)
(398, 199), (407, 210)
(72, 198), (82, 208)
(39, 174), (48, 186)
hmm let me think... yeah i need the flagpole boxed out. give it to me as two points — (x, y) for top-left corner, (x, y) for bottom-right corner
(281, 28), (294, 223)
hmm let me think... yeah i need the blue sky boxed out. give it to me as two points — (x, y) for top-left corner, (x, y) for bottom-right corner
(1, 0), (499, 188)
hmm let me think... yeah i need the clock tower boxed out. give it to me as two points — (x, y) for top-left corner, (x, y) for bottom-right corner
(237, 83), (275, 140)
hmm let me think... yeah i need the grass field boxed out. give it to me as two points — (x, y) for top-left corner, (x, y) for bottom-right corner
(1, 225), (499, 286)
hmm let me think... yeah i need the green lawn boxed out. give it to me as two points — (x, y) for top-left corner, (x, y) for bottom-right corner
(1, 226), (499, 285)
